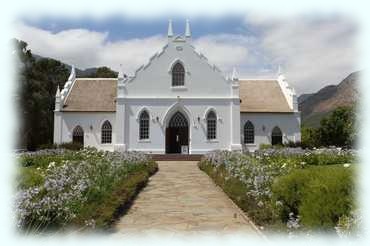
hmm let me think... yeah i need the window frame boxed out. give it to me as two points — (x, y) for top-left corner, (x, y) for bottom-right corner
(244, 121), (255, 144)
(139, 111), (150, 140)
(171, 62), (185, 87)
(206, 111), (217, 140)
(101, 120), (112, 144)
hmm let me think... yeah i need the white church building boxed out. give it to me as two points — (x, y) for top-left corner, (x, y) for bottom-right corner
(53, 20), (301, 154)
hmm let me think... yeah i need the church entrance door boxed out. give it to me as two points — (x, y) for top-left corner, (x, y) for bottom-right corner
(166, 112), (189, 154)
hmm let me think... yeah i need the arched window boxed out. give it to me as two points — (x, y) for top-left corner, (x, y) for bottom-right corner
(139, 111), (150, 140)
(101, 120), (112, 144)
(172, 62), (185, 86)
(72, 125), (84, 145)
(244, 121), (254, 144)
(271, 126), (283, 145)
(207, 111), (217, 140)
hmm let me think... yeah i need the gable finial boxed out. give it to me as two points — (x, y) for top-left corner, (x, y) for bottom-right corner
(56, 85), (61, 97)
(231, 67), (238, 81)
(278, 64), (283, 75)
(167, 19), (174, 38)
(185, 19), (191, 38)
(68, 65), (76, 81)
(118, 64), (124, 79)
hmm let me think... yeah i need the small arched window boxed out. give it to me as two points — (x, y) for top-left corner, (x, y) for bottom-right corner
(172, 62), (185, 86)
(244, 121), (254, 144)
(72, 125), (84, 145)
(139, 111), (150, 140)
(271, 126), (283, 145)
(101, 120), (112, 144)
(207, 111), (217, 140)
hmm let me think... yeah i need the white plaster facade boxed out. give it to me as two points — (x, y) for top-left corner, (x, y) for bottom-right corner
(54, 20), (301, 153)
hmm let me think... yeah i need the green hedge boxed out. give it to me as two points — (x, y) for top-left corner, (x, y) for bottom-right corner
(272, 165), (355, 230)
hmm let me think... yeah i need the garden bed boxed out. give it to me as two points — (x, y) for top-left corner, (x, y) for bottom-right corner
(198, 148), (356, 235)
(16, 148), (158, 233)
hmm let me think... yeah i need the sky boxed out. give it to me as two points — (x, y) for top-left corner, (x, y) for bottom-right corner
(15, 14), (358, 95)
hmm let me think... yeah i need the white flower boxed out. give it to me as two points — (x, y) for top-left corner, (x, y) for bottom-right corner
(343, 163), (351, 168)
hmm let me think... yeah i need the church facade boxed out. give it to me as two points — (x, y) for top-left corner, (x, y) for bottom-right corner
(53, 20), (301, 154)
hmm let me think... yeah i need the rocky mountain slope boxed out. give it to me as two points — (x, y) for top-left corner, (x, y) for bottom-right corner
(299, 71), (358, 127)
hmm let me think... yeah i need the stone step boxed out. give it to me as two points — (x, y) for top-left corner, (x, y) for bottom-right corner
(151, 154), (203, 161)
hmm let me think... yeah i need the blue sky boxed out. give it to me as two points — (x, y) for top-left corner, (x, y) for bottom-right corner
(17, 14), (357, 94)
(23, 15), (259, 41)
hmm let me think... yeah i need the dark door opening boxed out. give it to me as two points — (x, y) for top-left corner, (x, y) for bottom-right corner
(72, 125), (84, 146)
(165, 112), (189, 154)
(271, 126), (283, 145)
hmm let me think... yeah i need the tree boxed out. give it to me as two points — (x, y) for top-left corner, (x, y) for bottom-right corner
(14, 39), (69, 150)
(301, 127), (321, 149)
(319, 106), (355, 147)
(91, 66), (117, 78)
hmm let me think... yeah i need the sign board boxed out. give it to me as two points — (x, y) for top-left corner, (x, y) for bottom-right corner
(181, 145), (189, 154)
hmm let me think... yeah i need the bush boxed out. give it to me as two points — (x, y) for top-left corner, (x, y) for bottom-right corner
(58, 142), (83, 150)
(272, 165), (355, 230)
(301, 127), (321, 149)
(200, 149), (356, 232)
(259, 143), (272, 150)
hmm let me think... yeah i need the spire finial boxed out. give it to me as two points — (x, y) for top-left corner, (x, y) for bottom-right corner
(118, 64), (124, 79)
(56, 85), (61, 97)
(68, 65), (76, 81)
(231, 67), (238, 81)
(185, 19), (191, 38)
(278, 64), (282, 75)
(167, 19), (173, 38)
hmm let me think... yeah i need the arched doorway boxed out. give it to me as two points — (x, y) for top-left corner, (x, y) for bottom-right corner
(271, 126), (283, 145)
(72, 125), (84, 146)
(166, 111), (189, 154)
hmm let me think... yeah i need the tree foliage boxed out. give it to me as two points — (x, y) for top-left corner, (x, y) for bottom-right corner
(14, 39), (69, 150)
(301, 106), (356, 148)
(87, 66), (117, 78)
(319, 106), (355, 147)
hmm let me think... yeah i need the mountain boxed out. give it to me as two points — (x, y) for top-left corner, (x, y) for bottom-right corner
(299, 71), (358, 127)
(33, 54), (117, 78)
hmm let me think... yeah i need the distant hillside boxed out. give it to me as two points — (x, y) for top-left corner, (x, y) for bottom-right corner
(34, 54), (118, 78)
(299, 71), (358, 127)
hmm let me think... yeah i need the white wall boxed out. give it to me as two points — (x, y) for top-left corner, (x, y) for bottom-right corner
(240, 112), (301, 152)
(59, 112), (116, 151)
(124, 98), (233, 154)
(125, 38), (231, 98)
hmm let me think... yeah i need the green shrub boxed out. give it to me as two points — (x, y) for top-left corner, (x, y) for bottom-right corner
(259, 143), (272, 150)
(58, 142), (83, 150)
(272, 165), (355, 230)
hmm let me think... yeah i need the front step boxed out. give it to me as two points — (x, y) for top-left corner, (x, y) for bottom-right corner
(151, 154), (203, 161)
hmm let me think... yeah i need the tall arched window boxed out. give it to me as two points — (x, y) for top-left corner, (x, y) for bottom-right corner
(172, 62), (185, 86)
(101, 120), (112, 144)
(271, 126), (283, 145)
(244, 121), (254, 144)
(139, 111), (150, 140)
(207, 111), (217, 140)
(72, 125), (84, 145)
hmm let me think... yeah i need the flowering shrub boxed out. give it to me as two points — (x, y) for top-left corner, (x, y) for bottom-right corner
(335, 210), (362, 238)
(15, 148), (157, 232)
(199, 149), (356, 233)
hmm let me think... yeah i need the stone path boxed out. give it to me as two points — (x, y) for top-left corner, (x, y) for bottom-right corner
(114, 161), (259, 234)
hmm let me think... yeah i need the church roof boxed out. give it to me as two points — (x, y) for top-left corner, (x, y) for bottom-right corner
(239, 79), (293, 113)
(62, 78), (292, 113)
(63, 78), (117, 112)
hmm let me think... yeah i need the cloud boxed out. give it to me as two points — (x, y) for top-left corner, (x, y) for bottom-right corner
(16, 16), (358, 94)
(16, 22), (166, 73)
(245, 15), (358, 94)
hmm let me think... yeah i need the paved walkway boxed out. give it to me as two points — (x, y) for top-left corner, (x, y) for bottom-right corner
(114, 161), (259, 234)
